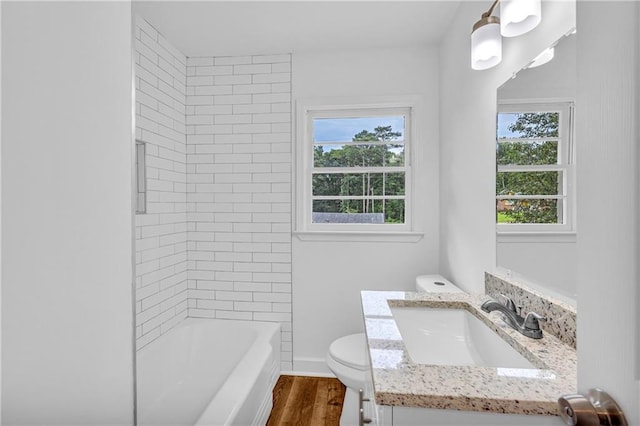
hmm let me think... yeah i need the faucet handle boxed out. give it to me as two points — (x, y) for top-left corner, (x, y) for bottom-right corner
(499, 294), (517, 313)
(524, 312), (547, 330)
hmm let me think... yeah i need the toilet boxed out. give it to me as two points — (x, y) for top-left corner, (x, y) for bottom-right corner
(326, 274), (463, 426)
(414, 274), (461, 293)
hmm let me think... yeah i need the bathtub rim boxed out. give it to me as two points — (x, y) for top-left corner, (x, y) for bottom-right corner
(137, 317), (281, 426)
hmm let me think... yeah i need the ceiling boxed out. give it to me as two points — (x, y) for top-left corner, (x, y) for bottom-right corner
(133, 1), (462, 58)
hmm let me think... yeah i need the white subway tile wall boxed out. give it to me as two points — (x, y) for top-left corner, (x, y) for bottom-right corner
(134, 16), (188, 350)
(186, 53), (292, 371)
(134, 18), (292, 370)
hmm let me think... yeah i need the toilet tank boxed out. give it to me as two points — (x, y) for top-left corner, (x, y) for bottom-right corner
(415, 274), (463, 293)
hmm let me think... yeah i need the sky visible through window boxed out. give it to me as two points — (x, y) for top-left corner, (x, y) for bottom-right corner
(497, 113), (522, 138)
(313, 116), (405, 142)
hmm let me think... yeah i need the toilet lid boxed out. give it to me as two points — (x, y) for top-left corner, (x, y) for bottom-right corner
(329, 333), (369, 371)
(416, 274), (463, 293)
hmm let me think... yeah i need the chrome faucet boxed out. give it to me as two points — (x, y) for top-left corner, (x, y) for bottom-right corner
(481, 295), (547, 339)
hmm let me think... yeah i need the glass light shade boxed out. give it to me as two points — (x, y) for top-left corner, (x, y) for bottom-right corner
(500, 0), (542, 37)
(471, 17), (502, 70)
(528, 47), (554, 68)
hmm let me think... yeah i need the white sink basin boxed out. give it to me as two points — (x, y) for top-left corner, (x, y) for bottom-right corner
(390, 307), (536, 369)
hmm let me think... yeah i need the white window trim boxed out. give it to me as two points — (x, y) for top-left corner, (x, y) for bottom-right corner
(496, 100), (576, 235)
(294, 96), (423, 241)
(496, 231), (577, 244)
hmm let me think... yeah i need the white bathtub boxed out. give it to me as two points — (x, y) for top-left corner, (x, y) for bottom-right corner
(137, 318), (281, 426)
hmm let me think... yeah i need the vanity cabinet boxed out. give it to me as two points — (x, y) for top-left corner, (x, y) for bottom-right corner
(362, 374), (391, 426)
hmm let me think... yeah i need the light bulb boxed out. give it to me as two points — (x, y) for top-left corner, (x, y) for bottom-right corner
(500, 0), (542, 37)
(471, 16), (502, 70)
(528, 47), (554, 68)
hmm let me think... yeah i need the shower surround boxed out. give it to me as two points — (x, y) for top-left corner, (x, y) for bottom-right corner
(134, 16), (293, 370)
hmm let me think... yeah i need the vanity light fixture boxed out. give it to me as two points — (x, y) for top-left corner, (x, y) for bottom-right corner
(471, 0), (502, 70)
(471, 0), (543, 71)
(527, 46), (554, 69)
(500, 0), (542, 37)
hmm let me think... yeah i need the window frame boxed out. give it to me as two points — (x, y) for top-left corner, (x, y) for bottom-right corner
(496, 100), (575, 234)
(295, 97), (419, 236)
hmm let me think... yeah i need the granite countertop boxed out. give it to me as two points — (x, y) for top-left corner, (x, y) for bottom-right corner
(361, 290), (577, 416)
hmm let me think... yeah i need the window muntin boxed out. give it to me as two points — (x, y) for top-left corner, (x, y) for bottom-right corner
(299, 105), (413, 232)
(496, 102), (574, 232)
(497, 171), (564, 196)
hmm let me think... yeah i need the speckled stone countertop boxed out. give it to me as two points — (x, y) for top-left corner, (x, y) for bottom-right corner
(361, 290), (577, 415)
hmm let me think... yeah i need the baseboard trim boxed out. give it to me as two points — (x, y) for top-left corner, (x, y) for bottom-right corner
(282, 370), (336, 378)
(288, 357), (334, 377)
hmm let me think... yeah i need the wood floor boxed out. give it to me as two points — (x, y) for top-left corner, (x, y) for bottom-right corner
(266, 375), (346, 426)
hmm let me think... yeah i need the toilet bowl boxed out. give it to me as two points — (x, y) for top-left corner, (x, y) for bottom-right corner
(326, 274), (462, 425)
(326, 333), (369, 426)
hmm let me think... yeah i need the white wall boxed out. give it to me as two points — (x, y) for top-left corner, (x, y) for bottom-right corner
(497, 241), (577, 298)
(134, 16), (189, 350)
(291, 46), (441, 372)
(439, 1), (576, 293)
(1, 2), (134, 424)
(497, 33), (576, 101)
(576, 2), (639, 423)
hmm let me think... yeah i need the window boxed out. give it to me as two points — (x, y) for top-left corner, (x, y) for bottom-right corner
(496, 101), (574, 233)
(296, 99), (416, 234)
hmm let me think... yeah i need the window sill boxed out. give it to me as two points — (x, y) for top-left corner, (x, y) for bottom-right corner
(497, 231), (577, 243)
(293, 230), (424, 243)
